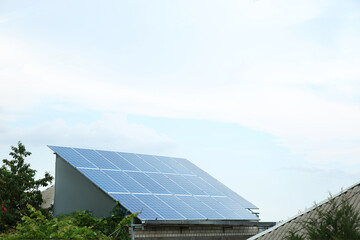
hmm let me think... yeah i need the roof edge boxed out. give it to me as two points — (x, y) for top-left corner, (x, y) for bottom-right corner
(248, 181), (360, 239)
(142, 219), (276, 227)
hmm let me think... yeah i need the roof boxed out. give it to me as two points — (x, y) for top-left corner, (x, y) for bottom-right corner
(248, 181), (360, 240)
(49, 145), (259, 222)
(41, 185), (54, 209)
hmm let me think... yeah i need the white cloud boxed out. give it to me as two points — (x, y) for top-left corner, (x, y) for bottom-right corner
(0, 113), (177, 179)
(1, 0), (360, 168)
(0, 114), (176, 154)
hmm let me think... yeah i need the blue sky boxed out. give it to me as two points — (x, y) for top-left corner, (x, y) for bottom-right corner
(1, 0), (360, 221)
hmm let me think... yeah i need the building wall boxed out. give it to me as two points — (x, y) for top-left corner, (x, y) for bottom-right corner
(54, 155), (116, 217)
(132, 225), (259, 240)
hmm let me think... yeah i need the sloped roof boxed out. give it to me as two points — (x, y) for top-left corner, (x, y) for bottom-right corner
(41, 185), (54, 209)
(248, 181), (360, 240)
(49, 146), (259, 221)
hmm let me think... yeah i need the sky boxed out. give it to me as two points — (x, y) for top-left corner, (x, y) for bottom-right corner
(1, 0), (360, 222)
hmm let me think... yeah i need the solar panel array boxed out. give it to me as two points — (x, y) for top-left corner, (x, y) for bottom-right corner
(49, 146), (258, 221)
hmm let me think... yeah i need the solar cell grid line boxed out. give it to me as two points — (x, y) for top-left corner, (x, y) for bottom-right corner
(146, 173), (190, 195)
(193, 170), (257, 208)
(48, 146), (97, 168)
(156, 156), (193, 174)
(213, 196), (258, 220)
(174, 156), (257, 209)
(96, 150), (139, 171)
(125, 172), (170, 194)
(136, 154), (176, 174)
(117, 152), (158, 172)
(166, 174), (207, 196)
(103, 170), (150, 194)
(225, 190), (258, 209)
(78, 168), (128, 193)
(177, 195), (225, 219)
(73, 148), (118, 170)
(195, 196), (242, 220)
(153, 156), (181, 173)
(183, 175), (224, 196)
(134, 194), (186, 220)
(156, 195), (205, 219)
(110, 193), (163, 220)
(199, 174), (257, 209)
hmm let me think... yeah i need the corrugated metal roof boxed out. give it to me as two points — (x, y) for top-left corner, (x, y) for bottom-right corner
(249, 181), (360, 240)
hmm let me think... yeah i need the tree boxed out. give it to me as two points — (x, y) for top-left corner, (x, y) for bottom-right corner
(285, 194), (360, 240)
(0, 141), (53, 231)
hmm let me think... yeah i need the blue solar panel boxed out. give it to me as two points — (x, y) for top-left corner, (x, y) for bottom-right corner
(74, 148), (117, 169)
(195, 196), (240, 220)
(135, 194), (185, 220)
(175, 157), (257, 209)
(156, 195), (204, 219)
(96, 150), (139, 171)
(146, 173), (189, 195)
(117, 152), (158, 172)
(156, 156), (193, 174)
(126, 172), (169, 194)
(212, 197), (258, 220)
(136, 154), (176, 173)
(183, 175), (224, 196)
(110, 193), (162, 219)
(49, 146), (259, 221)
(166, 174), (206, 195)
(78, 169), (127, 193)
(177, 195), (224, 219)
(50, 146), (96, 168)
(103, 170), (149, 194)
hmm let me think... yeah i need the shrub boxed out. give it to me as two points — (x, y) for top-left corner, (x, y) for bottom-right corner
(0, 203), (137, 239)
(285, 194), (360, 240)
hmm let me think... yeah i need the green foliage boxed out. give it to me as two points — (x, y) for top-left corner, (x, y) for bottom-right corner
(1, 205), (111, 239)
(0, 142), (54, 231)
(285, 195), (360, 240)
(0, 203), (138, 239)
(57, 202), (137, 239)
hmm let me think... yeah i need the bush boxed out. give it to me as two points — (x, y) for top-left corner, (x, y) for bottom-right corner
(0, 203), (137, 239)
(285, 194), (360, 240)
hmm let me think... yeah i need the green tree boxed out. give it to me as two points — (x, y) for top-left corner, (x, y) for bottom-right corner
(285, 194), (360, 240)
(0, 141), (53, 231)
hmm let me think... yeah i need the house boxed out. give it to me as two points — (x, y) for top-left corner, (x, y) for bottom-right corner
(49, 146), (275, 239)
(248, 181), (360, 240)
